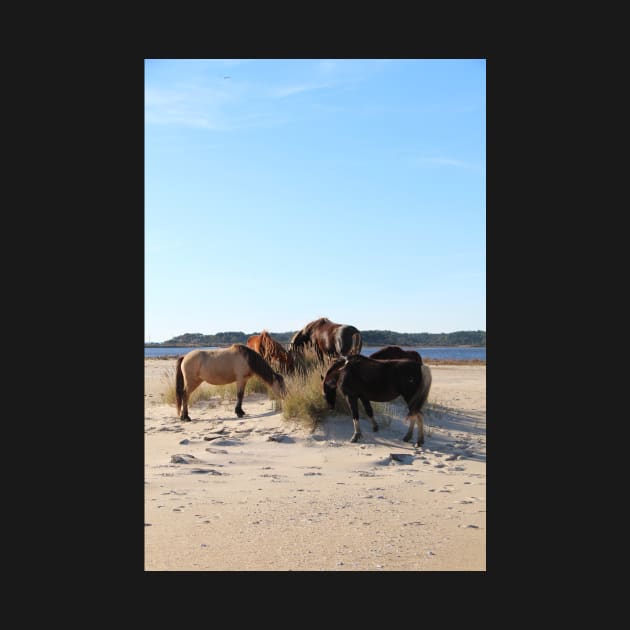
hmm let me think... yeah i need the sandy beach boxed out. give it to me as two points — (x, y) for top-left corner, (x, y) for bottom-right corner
(144, 358), (486, 571)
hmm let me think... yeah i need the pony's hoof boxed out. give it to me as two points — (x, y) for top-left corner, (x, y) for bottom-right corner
(402, 435), (411, 442)
(350, 434), (360, 443)
(415, 439), (424, 447)
(235, 411), (245, 418)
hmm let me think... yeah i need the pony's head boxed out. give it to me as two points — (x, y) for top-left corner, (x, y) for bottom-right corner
(321, 358), (346, 410)
(272, 372), (288, 398)
(289, 329), (310, 353)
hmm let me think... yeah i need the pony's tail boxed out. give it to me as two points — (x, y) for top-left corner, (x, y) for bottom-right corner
(175, 356), (185, 415)
(408, 364), (432, 413)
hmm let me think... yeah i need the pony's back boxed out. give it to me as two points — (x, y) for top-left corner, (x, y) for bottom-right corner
(370, 345), (422, 364)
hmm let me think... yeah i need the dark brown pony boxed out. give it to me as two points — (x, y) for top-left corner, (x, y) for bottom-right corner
(289, 317), (362, 365)
(175, 344), (287, 421)
(369, 345), (423, 364)
(247, 330), (295, 374)
(321, 354), (432, 446)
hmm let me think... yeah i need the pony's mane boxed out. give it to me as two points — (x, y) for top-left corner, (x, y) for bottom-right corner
(236, 344), (277, 386)
(326, 356), (348, 375)
(260, 330), (270, 350)
(260, 330), (284, 354)
(268, 337), (284, 353)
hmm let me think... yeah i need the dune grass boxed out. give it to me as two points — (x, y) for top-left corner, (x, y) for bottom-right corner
(279, 365), (334, 430)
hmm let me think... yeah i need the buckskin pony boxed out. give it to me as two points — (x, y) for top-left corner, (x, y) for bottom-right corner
(175, 344), (287, 421)
(289, 317), (362, 365)
(321, 354), (432, 446)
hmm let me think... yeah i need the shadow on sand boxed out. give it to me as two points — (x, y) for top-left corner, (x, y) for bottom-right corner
(312, 400), (486, 464)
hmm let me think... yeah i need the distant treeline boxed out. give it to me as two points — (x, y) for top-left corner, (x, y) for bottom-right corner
(151, 330), (486, 348)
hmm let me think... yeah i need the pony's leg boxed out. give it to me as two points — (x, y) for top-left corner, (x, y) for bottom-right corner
(414, 411), (425, 447)
(360, 397), (378, 432)
(402, 414), (414, 442)
(345, 395), (362, 443)
(181, 376), (202, 421)
(402, 412), (424, 446)
(181, 391), (191, 421)
(234, 378), (246, 418)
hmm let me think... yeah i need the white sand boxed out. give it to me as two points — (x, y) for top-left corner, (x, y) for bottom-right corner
(144, 359), (486, 571)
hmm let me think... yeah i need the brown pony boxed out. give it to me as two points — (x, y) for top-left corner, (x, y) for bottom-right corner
(175, 344), (287, 421)
(247, 330), (295, 374)
(246, 333), (264, 354)
(289, 317), (362, 365)
(321, 354), (432, 446)
(369, 345), (423, 364)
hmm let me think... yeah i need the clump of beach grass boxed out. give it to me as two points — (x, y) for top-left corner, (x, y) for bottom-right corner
(279, 348), (360, 430)
(280, 366), (330, 430)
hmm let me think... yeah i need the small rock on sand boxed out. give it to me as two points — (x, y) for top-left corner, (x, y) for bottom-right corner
(390, 453), (414, 464)
(267, 434), (294, 443)
(170, 454), (199, 464)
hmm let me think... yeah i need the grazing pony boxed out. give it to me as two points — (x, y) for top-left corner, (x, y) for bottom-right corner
(247, 330), (295, 374)
(369, 345), (423, 364)
(175, 344), (287, 421)
(289, 317), (362, 365)
(321, 354), (432, 446)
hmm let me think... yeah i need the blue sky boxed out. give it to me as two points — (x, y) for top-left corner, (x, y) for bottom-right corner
(145, 59), (485, 343)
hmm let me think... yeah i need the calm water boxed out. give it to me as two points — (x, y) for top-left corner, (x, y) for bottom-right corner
(144, 345), (485, 361)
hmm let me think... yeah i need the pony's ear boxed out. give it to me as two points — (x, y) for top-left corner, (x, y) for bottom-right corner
(320, 374), (323, 381)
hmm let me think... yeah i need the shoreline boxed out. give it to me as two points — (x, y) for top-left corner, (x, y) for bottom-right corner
(144, 355), (486, 366)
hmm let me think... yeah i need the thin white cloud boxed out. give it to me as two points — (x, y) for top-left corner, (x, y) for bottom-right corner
(144, 112), (225, 130)
(269, 83), (332, 98)
(429, 157), (468, 167)
(144, 88), (185, 108)
(145, 61), (372, 131)
(145, 84), (234, 130)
